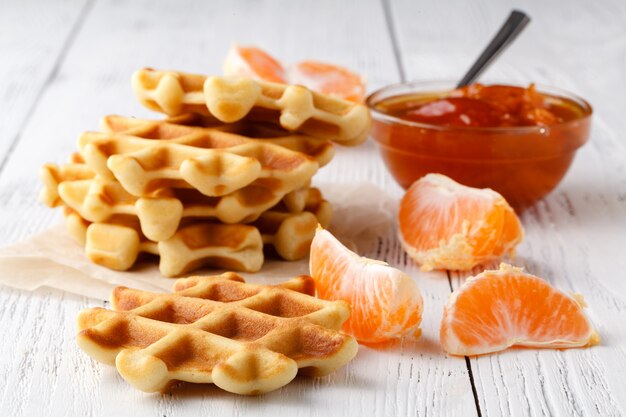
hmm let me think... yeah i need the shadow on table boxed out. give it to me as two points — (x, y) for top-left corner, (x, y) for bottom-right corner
(162, 367), (376, 402)
(361, 333), (443, 356)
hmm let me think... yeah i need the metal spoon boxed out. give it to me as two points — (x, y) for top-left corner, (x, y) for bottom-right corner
(456, 10), (531, 88)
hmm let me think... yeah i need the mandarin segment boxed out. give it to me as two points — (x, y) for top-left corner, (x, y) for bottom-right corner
(398, 173), (524, 271)
(288, 61), (366, 103)
(309, 228), (423, 344)
(440, 263), (599, 356)
(223, 44), (287, 84)
(223, 45), (366, 102)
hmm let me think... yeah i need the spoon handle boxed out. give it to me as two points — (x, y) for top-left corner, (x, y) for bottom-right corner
(456, 10), (531, 88)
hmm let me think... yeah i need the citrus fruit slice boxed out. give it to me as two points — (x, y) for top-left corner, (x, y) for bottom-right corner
(398, 173), (524, 271)
(223, 44), (287, 83)
(441, 263), (599, 356)
(289, 60), (366, 102)
(309, 227), (423, 344)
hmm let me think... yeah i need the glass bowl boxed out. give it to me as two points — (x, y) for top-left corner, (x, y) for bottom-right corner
(366, 80), (593, 208)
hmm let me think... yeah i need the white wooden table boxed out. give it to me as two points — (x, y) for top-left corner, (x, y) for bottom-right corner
(1, 0), (626, 415)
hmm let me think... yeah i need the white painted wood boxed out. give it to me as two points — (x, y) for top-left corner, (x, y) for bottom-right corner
(390, 0), (626, 415)
(3, 0), (625, 415)
(0, 0), (90, 168)
(0, 0), (478, 416)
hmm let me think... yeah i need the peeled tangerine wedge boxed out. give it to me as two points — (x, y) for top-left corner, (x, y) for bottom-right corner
(288, 61), (366, 103)
(223, 44), (366, 102)
(309, 227), (423, 344)
(398, 174), (524, 271)
(441, 264), (600, 356)
(223, 44), (287, 83)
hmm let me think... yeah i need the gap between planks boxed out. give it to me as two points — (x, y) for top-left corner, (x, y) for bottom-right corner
(446, 270), (483, 417)
(381, 0), (484, 415)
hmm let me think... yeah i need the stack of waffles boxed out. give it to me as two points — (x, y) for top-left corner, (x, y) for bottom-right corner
(40, 69), (370, 276)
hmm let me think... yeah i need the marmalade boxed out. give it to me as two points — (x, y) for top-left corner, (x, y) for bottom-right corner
(369, 83), (592, 207)
(377, 84), (585, 128)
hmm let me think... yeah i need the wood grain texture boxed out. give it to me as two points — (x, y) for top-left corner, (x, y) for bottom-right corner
(0, 0), (478, 416)
(390, 0), (626, 415)
(3, 0), (625, 415)
(0, 0), (91, 173)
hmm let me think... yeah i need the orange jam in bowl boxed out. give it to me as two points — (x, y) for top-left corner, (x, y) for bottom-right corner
(366, 81), (592, 208)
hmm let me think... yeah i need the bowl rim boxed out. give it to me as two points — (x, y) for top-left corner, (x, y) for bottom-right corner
(365, 79), (593, 133)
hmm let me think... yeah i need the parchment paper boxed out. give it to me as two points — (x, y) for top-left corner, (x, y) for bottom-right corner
(0, 182), (397, 300)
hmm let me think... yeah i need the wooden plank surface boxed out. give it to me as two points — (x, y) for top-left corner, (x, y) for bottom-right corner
(0, 0), (481, 416)
(390, 0), (626, 416)
(0, 0), (91, 173)
(2, 0), (625, 415)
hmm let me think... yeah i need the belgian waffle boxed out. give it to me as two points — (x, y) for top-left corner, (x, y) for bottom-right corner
(77, 273), (358, 394)
(78, 123), (319, 198)
(39, 161), (93, 207)
(42, 160), (328, 238)
(102, 115), (336, 168)
(64, 210), (264, 276)
(63, 186), (331, 274)
(131, 69), (370, 146)
(52, 174), (315, 241)
(253, 187), (332, 260)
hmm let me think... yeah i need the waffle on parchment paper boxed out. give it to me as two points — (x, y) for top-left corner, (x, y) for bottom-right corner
(39, 119), (333, 275)
(77, 273), (358, 394)
(60, 184), (331, 276)
(40, 69), (370, 275)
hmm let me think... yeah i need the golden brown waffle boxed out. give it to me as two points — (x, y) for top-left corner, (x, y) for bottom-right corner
(131, 69), (370, 146)
(254, 187), (332, 260)
(78, 121), (319, 198)
(76, 273), (358, 394)
(102, 114), (336, 168)
(64, 211), (264, 276)
(63, 186), (331, 274)
(42, 161), (329, 240)
(53, 174), (314, 241)
(39, 161), (94, 207)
